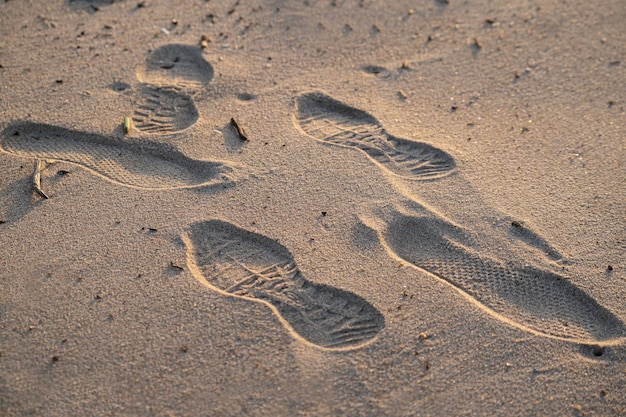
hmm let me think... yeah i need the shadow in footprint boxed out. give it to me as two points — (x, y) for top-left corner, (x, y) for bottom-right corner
(236, 92), (258, 102)
(0, 122), (240, 191)
(508, 220), (564, 262)
(131, 85), (199, 135)
(361, 65), (393, 79)
(68, 0), (122, 13)
(183, 220), (385, 350)
(294, 92), (455, 180)
(375, 210), (625, 344)
(137, 44), (214, 91)
(109, 81), (131, 92)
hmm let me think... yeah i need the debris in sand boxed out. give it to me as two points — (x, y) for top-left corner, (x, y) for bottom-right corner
(32, 158), (49, 199)
(123, 116), (132, 134)
(200, 34), (211, 49)
(230, 118), (249, 141)
(470, 37), (482, 54)
(170, 261), (184, 271)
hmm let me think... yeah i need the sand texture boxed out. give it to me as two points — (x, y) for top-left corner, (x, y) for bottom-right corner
(1, 0), (625, 416)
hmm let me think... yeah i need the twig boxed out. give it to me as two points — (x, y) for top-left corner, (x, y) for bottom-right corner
(124, 116), (132, 134)
(230, 118), (248, 141)
(32, 158), (49, 199)
(170, 261), (184, 271)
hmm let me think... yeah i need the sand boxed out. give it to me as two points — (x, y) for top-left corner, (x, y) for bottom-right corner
(1, 0), (625, 415)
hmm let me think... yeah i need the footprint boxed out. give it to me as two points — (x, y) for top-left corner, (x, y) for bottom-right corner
(137, 44), (214, 92)
(131, 85), (199, 135)
(294, 92), (455, 180)
(370, 209), (625, 344)
(133, 44), (213, 135)
(182, 220), (385, 350)
(0, 122), (239, 190)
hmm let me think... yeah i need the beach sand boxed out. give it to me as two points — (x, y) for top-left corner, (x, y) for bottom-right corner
(1, 0), (625, 415)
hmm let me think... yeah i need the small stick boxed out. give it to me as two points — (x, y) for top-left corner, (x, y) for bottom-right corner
(124, 116), (132, 134)
(230, 118), (248, 141)
(170, 261), (184, 271)
(32, 158), (49, 199)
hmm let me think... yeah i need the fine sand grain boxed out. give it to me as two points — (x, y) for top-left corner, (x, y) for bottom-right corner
(1, 1), (625, 416)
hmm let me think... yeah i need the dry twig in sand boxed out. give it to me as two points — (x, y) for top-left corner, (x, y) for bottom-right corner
(32, 158), (49, 199)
